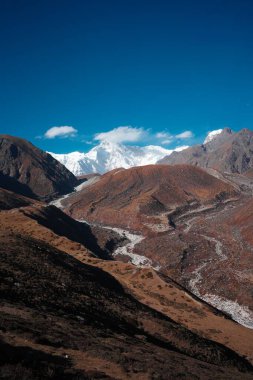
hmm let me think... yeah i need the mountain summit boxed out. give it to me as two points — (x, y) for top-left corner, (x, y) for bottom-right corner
(49, 141), (188, 175)
(203, 128), (223, 144)
(158, 128), (253, 174)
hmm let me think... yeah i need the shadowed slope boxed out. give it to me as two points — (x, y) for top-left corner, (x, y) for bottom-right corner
(0, 135), (78, 201)
(1, 230), (252, 379)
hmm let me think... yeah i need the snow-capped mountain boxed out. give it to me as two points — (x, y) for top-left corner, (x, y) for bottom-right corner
(204, 129), (223, 144)
(48, 141), (188, 176)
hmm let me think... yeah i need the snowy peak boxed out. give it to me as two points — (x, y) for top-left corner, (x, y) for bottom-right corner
(48, 141), (188, 176)
(204, 128), (233, 144)
(204, 129), (223, 144)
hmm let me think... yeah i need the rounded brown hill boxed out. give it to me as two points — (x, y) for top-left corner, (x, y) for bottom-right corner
(0, 135), (78, 200)
(62, 164), (237, 231)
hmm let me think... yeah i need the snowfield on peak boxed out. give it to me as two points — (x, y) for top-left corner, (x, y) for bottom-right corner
(204, 129), (223, 144)
(48, 141), (188, 176)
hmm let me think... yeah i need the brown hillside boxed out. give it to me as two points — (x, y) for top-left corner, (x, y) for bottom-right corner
(62, 164), (237, 231)
(0, 135), (78, 201)
(0, 192), (253, 378)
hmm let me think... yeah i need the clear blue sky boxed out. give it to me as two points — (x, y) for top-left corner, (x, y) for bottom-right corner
(1, 0), (253, 153)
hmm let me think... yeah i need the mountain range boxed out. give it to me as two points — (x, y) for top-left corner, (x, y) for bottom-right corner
(1, 133), (253, 378)
(49, 140), (188, 176)
(48, 127), (253, 176)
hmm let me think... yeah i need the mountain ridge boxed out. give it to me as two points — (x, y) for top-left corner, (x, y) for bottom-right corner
(49, 140), (188, 175)
(158, 128), (253, 173)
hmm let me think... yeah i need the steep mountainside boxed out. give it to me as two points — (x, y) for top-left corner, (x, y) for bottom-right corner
(0, 135), (78, 200)
(59, 165), (253, 330)
(133, 174), (253, 328)
(61, 164), (237, 231)
(158, 128), (253, 174)
(49, 140), (188, 175)
(1, 190), (253, 379)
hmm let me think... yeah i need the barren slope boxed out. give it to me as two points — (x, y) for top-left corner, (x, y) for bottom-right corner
(0, 135), (78, 200)
(59, 164), (253, 331)
(61, 164), (237, 232)
(159, 128), (253, 174)
(1, 191), (253, 378)
(0, 190), (253, 379)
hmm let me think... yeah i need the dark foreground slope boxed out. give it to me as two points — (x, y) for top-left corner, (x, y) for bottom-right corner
(158, 128), (253, 174)
(0, 135), (78, 200)
(1, 231), (252, 380)
(1, 191), (253, 379)
(0, 187), (35, 210)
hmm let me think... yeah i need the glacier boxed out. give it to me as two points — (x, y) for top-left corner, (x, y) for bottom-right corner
(48, 141), (188, 176)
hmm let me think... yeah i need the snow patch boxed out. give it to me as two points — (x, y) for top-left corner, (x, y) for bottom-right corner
(50, 176), (100, 208)
(189, 264), (253, 328)
(189, 263), (207, 298)
(48, 141), (188, 176)
(201, 235), (227, 261)
(203, 294), (253, 329)
(104, 227), (160, 270)
(204, 129), (223, 144)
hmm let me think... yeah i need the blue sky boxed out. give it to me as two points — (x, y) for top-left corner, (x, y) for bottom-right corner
(1, 0), (253, 153)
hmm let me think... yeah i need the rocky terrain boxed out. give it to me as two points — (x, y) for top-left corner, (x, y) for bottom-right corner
(58, 164), (253, 331)
(1, 189), (253, 379)
(60, 164), (237, 231)
(133, 178), (253, 328)
(1, 135), (253, 379)
(0, 135), (78, 200)
(158, 128), (253, 174)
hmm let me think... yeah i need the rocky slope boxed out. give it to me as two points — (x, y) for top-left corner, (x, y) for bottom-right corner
(0, 135), (78, 200)
(58, 164), (253, 330)
(158, 128), (253, 174)
(134, 183), (253, 328)
(1, 189), (253, 379)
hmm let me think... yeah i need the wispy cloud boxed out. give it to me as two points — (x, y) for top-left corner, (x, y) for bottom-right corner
(160, 139), (173, 145)
(155, 131), (173, 145)
(93, 126), (194, 146)
(94, 126), (147, 144)
(44, 126), (78, 139)
(176, 130), (194, 139)
(156, 132), (170, 139)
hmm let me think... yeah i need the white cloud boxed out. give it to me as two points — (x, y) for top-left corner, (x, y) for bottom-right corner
(156, 132), (170, 139)
(161, 139), (173, 145)
(176, 131), (194, 139)
(94, 126), (147, 144)
(156, 132), (173, 145)
(44, 126), (78, 139)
